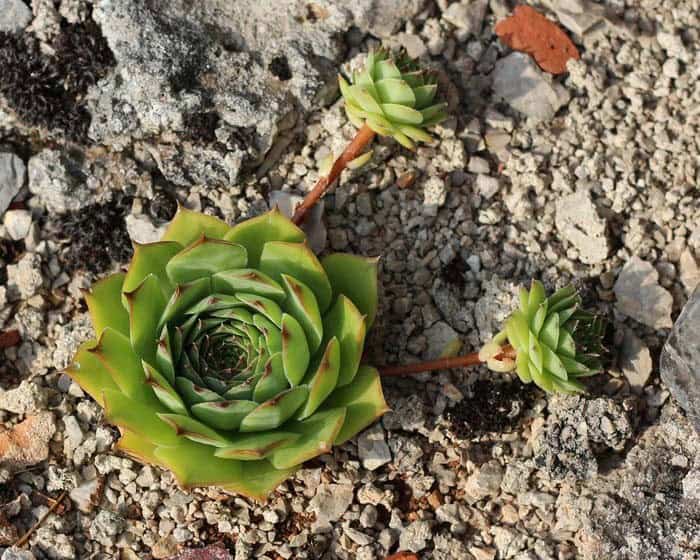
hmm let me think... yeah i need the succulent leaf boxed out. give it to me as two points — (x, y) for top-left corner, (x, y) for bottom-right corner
(490, 281), (605, 394)
(68, 209), (386, 500)
(322, 253), (379, 327)
(224, 208), (305, 267)
(85, 272), (130, 337)
(162, 206), (230, 246)
(340, 48), (447, 147)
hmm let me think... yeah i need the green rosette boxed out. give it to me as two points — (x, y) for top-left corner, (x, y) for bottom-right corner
(67, 207), (388, 500)
(339, 48), (448, 150)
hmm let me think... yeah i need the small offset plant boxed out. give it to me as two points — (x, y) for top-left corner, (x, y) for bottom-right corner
(292, 48), (447, 225)
(68, 208), (387, 500)
(382, 281), (606, 394)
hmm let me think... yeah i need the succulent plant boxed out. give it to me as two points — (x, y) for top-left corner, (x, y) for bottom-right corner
(485, 281), (605, 393)
(67, 207), (388, 500)
(339, 48), (448, 150)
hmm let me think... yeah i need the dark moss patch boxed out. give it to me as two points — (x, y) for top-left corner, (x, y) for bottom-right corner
(446, 379), (538, 438)
(269, 55), (292, 81)
(50, 192), (133, 274)
(182, 111), (220, 143)
(147, 189), (178, 222)
(441, 257), (467, 289)
(0, 19), (114, 141)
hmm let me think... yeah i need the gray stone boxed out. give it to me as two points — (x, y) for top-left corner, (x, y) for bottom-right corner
(3, 209), (32, 241)
(357, 423), (392, 471)
(69, 477), (105, 513)
(660, 287), (700, 432)
(126, 213), (167, 244)
(309, 484), (354, 529)
(398, 520), (433, 553)
(679, 249), (700, 292)
(6, 253), (43, 300)
(579, 404), (700, 560)
(464, 460), (504, 501)
(619, 328), (653, 394)
(492, 53), (571, 121)
(614, 256), (674, 329)
(62, 415), (84, 457)
(423, 176), (447, 215)
(683, 468), (700, 501)
(347, 0), (426, 38)
(89, 510), (126, 545)
(27, 150), (92, 213)
(542, 0), (604, 36)
(555, 190), (609, 264)
(87, 0), (368, 187)
(533, 395), (634, 480)
(501, 462), (533, 495)
(1, 549), (37, 560)
(0, 0), (32, 33)
(0, 380), (48, 414)
(0, 152), (25, 216)
(442, 0), (488, 37)
(476, 174), (500, 200)
(423, 320), (462, 360)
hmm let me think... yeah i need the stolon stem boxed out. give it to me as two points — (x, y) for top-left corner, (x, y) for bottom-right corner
(292, 123), (376, 225)
(379, 345), (515, 377)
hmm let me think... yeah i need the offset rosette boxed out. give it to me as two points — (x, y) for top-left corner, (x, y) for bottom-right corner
(339, 48), (448, 150)
(484, 281), (606, 393)
(67, 208), (388, 499)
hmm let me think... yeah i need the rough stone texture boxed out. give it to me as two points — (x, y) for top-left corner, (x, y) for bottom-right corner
(309, 483), (354, 529)
(555, 189), (609, 264)
(347, 0), (426, 38)
(0, 380), (48, 414)
(6, 253), (43, 300)
(0, 152), (25, 216)
(533, 395), (634, 480)
(0, 0), (32, 33)
(679, 249), (700, 292)
(442, 0), (488, 37)
(614, 256), (674, 329)
(27, 149), (93, 213)
(579, 403), (700, 560)
(357, 423), (392, 471)
(661, 286), (700, 433)
(492, 53), (570, 120)
(619, 327), (653, 394)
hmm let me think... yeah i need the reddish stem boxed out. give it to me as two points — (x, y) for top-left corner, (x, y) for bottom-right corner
(379, 345), (515, 377)
(292, 123), (376, 225)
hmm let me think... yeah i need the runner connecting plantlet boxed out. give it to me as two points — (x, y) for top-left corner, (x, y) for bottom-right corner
(292, 48), (448, 225)
(380, 281), (606, 395)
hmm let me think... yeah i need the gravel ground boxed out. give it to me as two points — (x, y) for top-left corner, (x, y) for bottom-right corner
(1, 0), (699, 559)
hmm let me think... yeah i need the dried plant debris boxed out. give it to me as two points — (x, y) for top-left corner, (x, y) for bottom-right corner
(495, 5), (580, 75)
(51, 192), (133, 274)
(447, 379), (537, 437)
(0, 19), (114, 141)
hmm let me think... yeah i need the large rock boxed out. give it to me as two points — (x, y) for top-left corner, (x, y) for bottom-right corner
(578, 403), (700, 560)
(0, 152), (25, 216)
(27, 149), (93, 213)
(492, 53), (571, 121)
(87, 0), (425, 188)
(660, 287), (700, 433)
(614, 256), (674, 329)
(0, 0), (32, 33)
(555, 189), (609, 264)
